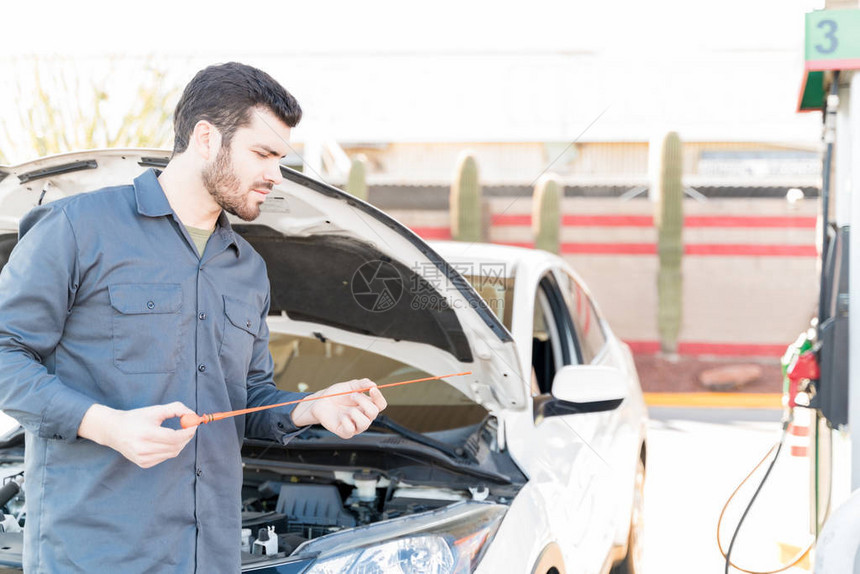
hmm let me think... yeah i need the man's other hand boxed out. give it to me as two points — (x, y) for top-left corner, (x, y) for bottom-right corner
(78, 402), (198, 468)
(290, 378), (388, 439)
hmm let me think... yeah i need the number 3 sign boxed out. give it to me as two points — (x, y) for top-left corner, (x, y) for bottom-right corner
(806, 9), (860, 70)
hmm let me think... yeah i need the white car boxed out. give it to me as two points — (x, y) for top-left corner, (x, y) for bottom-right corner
(0, 150), (648, 574)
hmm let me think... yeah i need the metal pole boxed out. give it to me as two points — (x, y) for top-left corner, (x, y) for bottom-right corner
(848, 70), (860, 490)
(835, 79), (854, 228)
(819, 72), (839, 328)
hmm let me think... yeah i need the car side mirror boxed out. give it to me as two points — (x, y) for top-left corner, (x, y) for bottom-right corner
(535, 365), (628, 421)
(551, 365), (628, 404)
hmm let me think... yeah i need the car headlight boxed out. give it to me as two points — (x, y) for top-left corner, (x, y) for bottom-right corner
(302, 501), (506, 574)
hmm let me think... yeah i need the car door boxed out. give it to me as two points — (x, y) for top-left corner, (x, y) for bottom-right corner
(553, 268), (629, 552)
(526, 271), (616, 572)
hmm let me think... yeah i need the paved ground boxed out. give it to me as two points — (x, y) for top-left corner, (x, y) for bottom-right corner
(644, 407), (814, 574)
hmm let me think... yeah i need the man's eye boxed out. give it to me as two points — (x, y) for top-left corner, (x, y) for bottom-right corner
(255, 151), (268, 158)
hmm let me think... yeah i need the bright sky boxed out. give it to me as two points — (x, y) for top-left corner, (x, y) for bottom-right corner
(0, 0), (822, 56)
(0, 0), (826, 159)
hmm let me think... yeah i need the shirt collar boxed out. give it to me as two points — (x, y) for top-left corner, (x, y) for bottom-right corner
(213, 211), (242, 256)
(133, 169), (173, 217)
(133, 168), (241, 256)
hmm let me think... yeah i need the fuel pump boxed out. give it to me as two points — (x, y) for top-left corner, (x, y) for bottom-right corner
(718, 18), (858, 566)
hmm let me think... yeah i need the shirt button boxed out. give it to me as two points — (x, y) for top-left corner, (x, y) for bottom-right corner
(196, 468), (203, 477)
(146, 301), (155, 310)
(198, 312), (206, 321)
(198, 364), (206, 373)
(52, 434), (63, 440)
(246, 320), (252, 328)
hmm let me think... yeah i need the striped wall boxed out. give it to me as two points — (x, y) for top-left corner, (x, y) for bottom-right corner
(386, 197), (820, 358)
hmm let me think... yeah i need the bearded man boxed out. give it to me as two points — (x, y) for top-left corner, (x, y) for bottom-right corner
(0, 62), (387, 573)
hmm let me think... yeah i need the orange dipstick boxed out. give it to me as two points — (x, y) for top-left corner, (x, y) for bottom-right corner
(179, 371), (473, 429)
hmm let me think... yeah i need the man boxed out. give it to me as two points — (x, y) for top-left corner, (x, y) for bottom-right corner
(0, 62), (387, 572)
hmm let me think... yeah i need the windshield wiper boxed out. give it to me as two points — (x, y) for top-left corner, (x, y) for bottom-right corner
(369, 415), (472, 462)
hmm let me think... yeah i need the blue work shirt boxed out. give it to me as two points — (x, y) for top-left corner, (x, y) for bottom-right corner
(0, 169), (306, 573)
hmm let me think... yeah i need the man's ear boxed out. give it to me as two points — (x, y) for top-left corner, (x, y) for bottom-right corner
(190, 120), (222, 161)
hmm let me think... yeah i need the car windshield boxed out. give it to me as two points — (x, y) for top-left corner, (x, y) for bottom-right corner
(460, 272), (515, 331)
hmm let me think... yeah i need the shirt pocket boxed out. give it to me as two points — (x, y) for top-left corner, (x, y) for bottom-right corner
(108, 283), (183, 374)
(218, 295), (261, 384)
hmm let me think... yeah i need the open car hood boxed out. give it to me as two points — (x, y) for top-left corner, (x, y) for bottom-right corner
(0, 149), (527, 413)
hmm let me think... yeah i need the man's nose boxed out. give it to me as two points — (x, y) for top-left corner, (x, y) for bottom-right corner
(265, 160), (283, 185)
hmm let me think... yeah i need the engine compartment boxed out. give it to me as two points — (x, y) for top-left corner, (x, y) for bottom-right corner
(239, 469), (484, 566)
(0, 415), (524, 571)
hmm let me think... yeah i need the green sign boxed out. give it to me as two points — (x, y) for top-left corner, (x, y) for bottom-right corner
(805, 9), (860, 69)
(798, 9), (860, 112)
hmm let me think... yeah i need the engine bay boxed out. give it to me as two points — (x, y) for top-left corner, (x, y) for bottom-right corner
(0, 415), (525, 571)
(238, 468), (494, 566)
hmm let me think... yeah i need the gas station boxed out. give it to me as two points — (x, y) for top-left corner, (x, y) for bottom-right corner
(788, 6), (860, 570)
(2, 3), (860, 573)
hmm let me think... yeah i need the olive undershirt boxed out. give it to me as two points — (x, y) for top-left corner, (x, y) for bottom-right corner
(185, 224), (214, 258)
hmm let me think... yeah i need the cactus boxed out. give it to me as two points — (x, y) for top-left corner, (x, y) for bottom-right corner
(346, 156), (368, 201)
(450, 152), (483, 242)
(532, 175), (562, 254)
(654, 131), (684, 355)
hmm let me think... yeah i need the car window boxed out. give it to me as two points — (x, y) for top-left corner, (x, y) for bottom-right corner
(461, 273), (514, 331)
(531, 274), (576, 395)
(559, 271), (608, 364)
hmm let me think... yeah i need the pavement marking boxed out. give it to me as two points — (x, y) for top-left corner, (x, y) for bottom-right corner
(643, 392), (783, 409)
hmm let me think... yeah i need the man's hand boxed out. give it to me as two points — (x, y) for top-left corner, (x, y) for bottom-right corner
(78, 402), (198, 468)
(290, 378), (388, 439)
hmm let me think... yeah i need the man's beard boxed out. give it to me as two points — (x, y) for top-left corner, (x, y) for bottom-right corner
(202, 145), (263, 222)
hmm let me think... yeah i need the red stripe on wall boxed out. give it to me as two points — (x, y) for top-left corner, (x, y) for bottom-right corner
(411, 227), (451, 239)
(561, 243), (657, 255)
(492, 214), (532, 226)
(493, 214), (653, 227)
(491, 214), (816, 228)
(685, 216), (816, 228)
(625, 340), (788, 357)
(684, 244), (817, 257)
(564, 215), (654, 227)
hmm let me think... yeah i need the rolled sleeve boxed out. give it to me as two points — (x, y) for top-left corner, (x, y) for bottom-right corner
(39, 386), (97, 442)
(274, 414), (311, 445)
(0, 204), (95, 441)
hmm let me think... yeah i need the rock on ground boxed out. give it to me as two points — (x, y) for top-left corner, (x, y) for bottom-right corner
(633, 355), (781, 393)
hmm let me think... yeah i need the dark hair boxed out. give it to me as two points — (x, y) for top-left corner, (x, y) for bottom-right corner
(172, 62), (302, 154)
